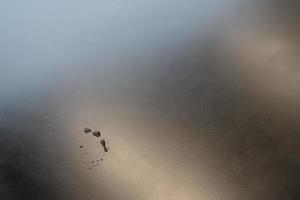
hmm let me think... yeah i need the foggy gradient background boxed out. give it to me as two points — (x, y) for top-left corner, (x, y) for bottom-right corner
(0, 0), (299, 199)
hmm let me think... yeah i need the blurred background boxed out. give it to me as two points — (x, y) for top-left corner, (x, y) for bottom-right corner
(0, 0), (299, 199)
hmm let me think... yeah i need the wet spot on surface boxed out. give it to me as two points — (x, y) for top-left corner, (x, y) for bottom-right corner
(80, 123), (110, 170)
(100, 139), (108, 152)
(84, 128), (91, 133)
(92, 131), (101, 137)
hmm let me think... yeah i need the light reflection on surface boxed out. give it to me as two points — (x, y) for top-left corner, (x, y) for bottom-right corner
(0, 0), (299, 200)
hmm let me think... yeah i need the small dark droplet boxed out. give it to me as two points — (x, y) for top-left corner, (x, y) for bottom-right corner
(84, 128), (91, 133)
(92, 130), (101, 137)
(97, 160), (99, 162)
(100, 139), (108, 152)
(100, 158), (103, 161)
(80, 145), (84, 148)
(91, 161), (95, 163)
